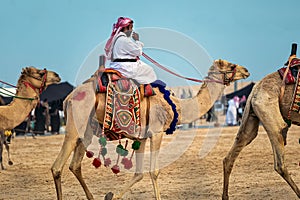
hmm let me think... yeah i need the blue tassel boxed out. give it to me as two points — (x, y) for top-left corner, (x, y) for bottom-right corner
(151, 80), (178, 134)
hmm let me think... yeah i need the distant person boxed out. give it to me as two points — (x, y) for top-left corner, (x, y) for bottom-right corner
(42, 99), (50, 132)
(105, 17), (157, 84)
(49, 100), (61, 135)
(34, 101), (46, 134)
(226, 96), (239, 126)
(206, 106), (216, 123)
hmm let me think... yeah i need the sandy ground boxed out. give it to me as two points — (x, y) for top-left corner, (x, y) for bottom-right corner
(0, 124), (299, 200)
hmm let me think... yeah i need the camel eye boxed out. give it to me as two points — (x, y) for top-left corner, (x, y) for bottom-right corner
(231, 65), (236, 70)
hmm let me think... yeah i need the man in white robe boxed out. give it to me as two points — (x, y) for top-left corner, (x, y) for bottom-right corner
(105, 17), (157, 84)
(226, 96), (239, 126)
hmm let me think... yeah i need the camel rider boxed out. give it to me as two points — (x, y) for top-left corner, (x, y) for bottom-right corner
(104, 17), (157, 84)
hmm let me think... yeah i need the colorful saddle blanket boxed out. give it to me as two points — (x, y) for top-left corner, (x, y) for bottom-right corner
(290, 70), (300, 113)
(96, 68), (155, 97)
(103, 78), (141, 140)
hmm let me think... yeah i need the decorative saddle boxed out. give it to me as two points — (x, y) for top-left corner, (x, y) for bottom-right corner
(278, 58), (300, 84)
(95, 68), (155, 97)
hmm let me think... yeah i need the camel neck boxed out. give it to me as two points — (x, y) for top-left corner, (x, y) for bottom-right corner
(178, 81), (225, 124)
(0, 84), (39, 130)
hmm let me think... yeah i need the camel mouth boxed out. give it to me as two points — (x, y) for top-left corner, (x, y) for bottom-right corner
(243, 72), (250, 79)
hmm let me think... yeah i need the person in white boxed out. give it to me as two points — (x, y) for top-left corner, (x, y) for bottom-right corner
(226, 96), (239, 126)
(104, 17), (157, 84)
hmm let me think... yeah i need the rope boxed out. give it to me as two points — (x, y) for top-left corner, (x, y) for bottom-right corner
(0, 80), (17, 88)
(142, 52), (223, 84)
(0, 88), (36, 101)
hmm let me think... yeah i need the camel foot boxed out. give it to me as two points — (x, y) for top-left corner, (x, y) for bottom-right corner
(104, 192), (114, 200)
(222, 194), (229, 200)
(8, 161), (13, 165)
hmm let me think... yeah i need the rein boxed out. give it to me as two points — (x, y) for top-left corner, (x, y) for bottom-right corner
(142, 52), (235, 85)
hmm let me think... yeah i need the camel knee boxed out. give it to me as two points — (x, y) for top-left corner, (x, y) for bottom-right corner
(51, 167), (62, 180)
(69, 164), (81, 175)
(274, 163), (285, 177)
(223, 156), (233, 172)
(149, 170), (160, 180)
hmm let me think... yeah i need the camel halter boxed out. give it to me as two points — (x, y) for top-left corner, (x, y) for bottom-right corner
(0, 69), (48, 101)
(24, 68), (48, 94)
(142, 52), (236, 85)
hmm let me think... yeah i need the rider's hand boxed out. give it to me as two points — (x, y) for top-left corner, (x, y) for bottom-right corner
(132, 32), (139, 41)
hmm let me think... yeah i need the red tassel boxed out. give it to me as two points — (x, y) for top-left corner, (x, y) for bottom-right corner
(92, 158), (101, 168)
(111, 165), (120, 174)
(104, 158), (112, 167)
(86, 150), (94, 158)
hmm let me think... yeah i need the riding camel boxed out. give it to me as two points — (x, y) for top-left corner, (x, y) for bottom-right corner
(51, 59), (249, 200)
(0, 67), (61, 169)
(223, 59), (300, 199)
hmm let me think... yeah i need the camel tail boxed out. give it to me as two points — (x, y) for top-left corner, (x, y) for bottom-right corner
(239, 83), (259, 127)
(63, 93), (72, 122)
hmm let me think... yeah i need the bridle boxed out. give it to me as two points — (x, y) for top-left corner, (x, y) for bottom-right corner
(206, 66), (237, 86)
(23, 68), (48, 94)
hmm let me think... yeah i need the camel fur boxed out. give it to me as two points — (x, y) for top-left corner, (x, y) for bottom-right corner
(0, 67), (61, 169)
(222, 69), (300, 199)
(51, 59), (249, 200)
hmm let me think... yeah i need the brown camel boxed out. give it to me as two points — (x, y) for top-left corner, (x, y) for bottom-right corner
(222, 64), (300, 199)
(51, 59), (249, 200)
(0, 67), (61, 169)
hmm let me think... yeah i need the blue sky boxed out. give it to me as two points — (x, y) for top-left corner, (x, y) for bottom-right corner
(0, 0), (299, 86)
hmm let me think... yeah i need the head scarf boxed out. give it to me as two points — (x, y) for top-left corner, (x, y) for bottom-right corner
(104, 17), (133, 59)
(233, 96), (240, 103)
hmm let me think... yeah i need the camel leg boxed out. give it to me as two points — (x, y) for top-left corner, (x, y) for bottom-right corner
(0, 132), (4, 170)
(105, 138), (147, 200)
(252, 96), (300, 198)
(51, 112), (79, 200)
(149, 132), (164, 200)
(222, 110), (260, 200)
(68, 115), (95, 200)
(4, 140), (13, 166)
(69, 139), (94, 200)
(266, 127), (300, 197)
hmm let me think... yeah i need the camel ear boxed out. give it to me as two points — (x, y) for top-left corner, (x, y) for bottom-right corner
(218, 59), (223, 66)
(21, 67), (27, 74)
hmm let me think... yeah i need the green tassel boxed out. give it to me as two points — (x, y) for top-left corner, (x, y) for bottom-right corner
(116, 144), (124, 155)
(101, 147), (107, 156)
(132, 140), (141, 150)
(99, 137), (107, 146)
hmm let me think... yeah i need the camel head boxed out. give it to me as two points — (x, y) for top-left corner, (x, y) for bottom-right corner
(20, 67), (61, 90)
(207, 59), (250, 85)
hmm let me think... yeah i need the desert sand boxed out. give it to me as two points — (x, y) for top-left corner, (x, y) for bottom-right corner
(0, 124), (299, 200)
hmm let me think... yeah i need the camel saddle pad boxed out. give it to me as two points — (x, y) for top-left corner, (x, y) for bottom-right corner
(290, 70), (300, 113)
(96, 68), (155, 97)
(278, 67), (296, 84)
(103, 79), (141, 140)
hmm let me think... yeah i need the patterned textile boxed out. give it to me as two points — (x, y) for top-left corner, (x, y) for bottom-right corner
(103, 79), (141, 140)
(278, 67), (296, 84)
(290, 70), (300, 113)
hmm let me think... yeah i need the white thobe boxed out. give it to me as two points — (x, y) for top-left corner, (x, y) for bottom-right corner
(109, 32), (157, 84)
(226, 99), (239, 125)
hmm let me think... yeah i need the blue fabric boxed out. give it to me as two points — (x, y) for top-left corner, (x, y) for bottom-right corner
(151, 80), (178, 134)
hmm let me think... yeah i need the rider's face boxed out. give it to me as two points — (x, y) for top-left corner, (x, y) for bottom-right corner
(124, 24), (133, 37)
